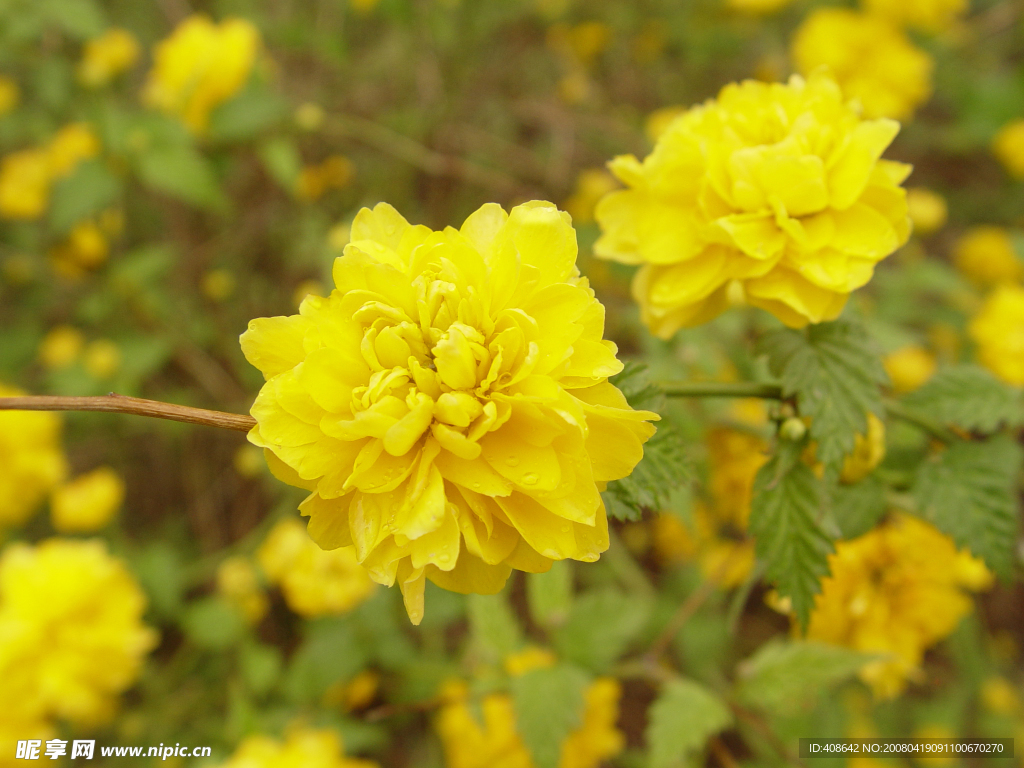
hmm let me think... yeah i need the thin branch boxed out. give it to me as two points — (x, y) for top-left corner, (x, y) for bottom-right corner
(0, 394), (256, 433)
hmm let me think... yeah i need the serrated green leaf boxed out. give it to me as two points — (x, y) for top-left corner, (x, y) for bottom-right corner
(611, 361), (666, 413)
(468, 592), (523, 660)
(646, 678), (732, 768)
(553, 587), (651, 672)
(757, 320), (887, 470)
(831, 475), (887, 540)
(136, 144), (227, 212)
(49, 160), (121, 235)
(736, 639), (876, 714)
(603, 424), (690, 522)
(527, 559), (573, 629)
(282, 617), (367, 703)
(912, 435), (1022, 578)
(749, 441), (834, 630)
(511, 663), (588, 768)
(902, 365), (1024, 433)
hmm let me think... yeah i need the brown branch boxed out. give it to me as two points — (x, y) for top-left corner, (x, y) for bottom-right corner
(0, 394), (256, 433)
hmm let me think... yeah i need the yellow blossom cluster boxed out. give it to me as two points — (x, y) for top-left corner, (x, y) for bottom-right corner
(257, 518), (376, 617)
(862, 0), (968, 33)
(596, 72), (911, 333)
(0, 539), (157, 760)
(806, 515), (991, 698)
(969, 284), (1024, 386)
(791, 9), (933, 121)
(143, 15), (261, 133)
(214, 725), (379, 768)
(993, 119), (1024, 179)
(883, 345), (936, 393)
(0, 123), (100, 220)
(546, 21), (612, 104)
(953, 226), (1022, 287)
(0, 385), (67, 528)
(242, 201), (657, 624)
(78, 28), (140, 87)
(905, 188), (947, 235)
(216, 555), (269, 623)
(50, 466), (125, 533)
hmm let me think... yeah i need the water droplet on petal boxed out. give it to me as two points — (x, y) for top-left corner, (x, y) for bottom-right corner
(505, 456), (520, 467)
(522, 472), (539, 485)
(560, 524), (570, 533)
(439, 553), (451, 564)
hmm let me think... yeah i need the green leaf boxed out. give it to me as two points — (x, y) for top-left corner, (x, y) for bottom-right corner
(749, 441), (834, 630)
(611, 361), (666, 413)
(736, 639), (875, 714)
(181, 596), (247, 650)
(511, 663), (589, 768)
(467, 592), (523, 660)
(527, 559), (573, 629)
(258, 137), (302, 191)
(135, 144), (228, 212)
(40, 0), (105, 39)
(49, 160), (121, 235)
(912, 435), (1022, 578)
(757, 320), (887, 471)
(240, 641), (282, 696)
(207, 87), (289, 143)
(646, 678), (732, 768)
(282, 617), (367, 703)
(130, 541), (184, 619)
(831, 475), (887, 540)
(902, 365), (1024, 434)
(553, 587), (651, 672)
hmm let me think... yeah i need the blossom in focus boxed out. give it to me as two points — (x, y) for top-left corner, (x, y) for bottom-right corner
(883, 345), (936, 393)
(0, 385), (67, 528)
(840, 412), (886, 484)
(791, 9), (933, 121)
(257, 518), (375, 617)
(806, 515), (991, 698)
(0, 75), (19, 116)
(38, 326), (85, 369)
(953, 226), (1022, 287)
(143, 15), (261, 133)
(596, 72), (911, 333)
(50, 467), (125, 533)
(968, 284), (1024, 386)
(241, 201), (658, 624)
(563, 169), (618, 225)
(214, 725), (379, 768)
(78, 28), (140, 87)
(0, 539), (157, 727)
(862, 0), (968, 33)
(905, 187), (947, 235)
(216, 556), (268, 624)
(993, 119), (1024, 179)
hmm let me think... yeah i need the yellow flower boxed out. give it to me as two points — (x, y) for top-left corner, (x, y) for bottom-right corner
(504, 646), (557, 676)
(0, 149), (51, 220)
(78, 28), (140, 87)
(979, 676), (1020, 715)
(436, 676), (624, 768)
(862, 0), (967, 32)
(0, 75), (19, 116)
(216, 555), (268, 624)
(50, 467), (125, 533)
(325, 669), (379, 712)
(0, 385), (67, 528)
(806, 515), (991, 699)
(883, 345), (936, 393)
(707, 427), (768, 528)
(563, 169), (618, 225)
(214, 725), (379, 768)
(546, 22), (612, 68)
(791, 9), (933, 121)
(202, 268), (237, 301)
(47, 123), (100, 178)
(295, 156), (355, 202)
(840, 413), (886, 484)
(295, 102), (325, 131)
(993, 119), (1024, 179)
(652, 512), (698, 565)
(969, 284), (1024, 385)
(953, 226), (1022, 287)
(595, 72), (911, 333)
(241, 201), (658, 624)
(83, 339), (121, 379)
(644, 106), (686, 144)
(143, 15), (261, 133)
(0, 718), (52, 768)
(726, 0), (793, 14)
(350, 0), (383, 13)
(38, 325), (85, 369)
(257, 518), (376, 617)
(905, 187), (947, 235)
(50, 220), (110, 277)
(0, 539), (157, 726)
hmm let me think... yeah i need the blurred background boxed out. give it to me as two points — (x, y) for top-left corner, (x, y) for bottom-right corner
(0, 0), (1023, 765)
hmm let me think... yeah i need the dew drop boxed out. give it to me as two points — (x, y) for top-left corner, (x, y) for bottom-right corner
(439, 553), (451, 564)
(560, 524), (570, 533)
(505, 456), (520, 467)
(522, 472), (539, 486)
(471, 482), (482, 489)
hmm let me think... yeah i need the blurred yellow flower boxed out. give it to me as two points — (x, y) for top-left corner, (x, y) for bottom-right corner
(241, 201), (657, 624)
(202, 268), (237, 301)
(295, 155), (355, 202)
(78, 28), (140, 87)
(969, 284), (1024, 386)
(0, 385), (67, 528)
(214, 725), (379, 768)
(331, 669), (380, 712)
(257, 518), (376, 617)
(644, 106), (685, 144)
(726, 0), (793, 14)
(906, 187), (947, 235)
(791, 9), (933, 121)
(504, 646), (557, 676)
(47, 123), (101, 177)
(38, 325), (85, 369)
(840, 413), (886, 484)
(862, 0), (967, 32)
(547, 22), (612, 68)
(50, 467), (125, 533)
(979, 676), (1020, 715)
(883, 345), (936, 393)
(50, 220), (110, 277)
(652, 512), (697, 565)
(435, 676), (624, 768)
(234, 444), (267, 477)
(83, 339), (121, 380)
(992, 119), (1024, 179)
(953, 226), (1022, 287)
(144, 15), (261, 133)
(806, 515), (991, 699)
(295, 102), (325, 131)
(293, 279), (326, 308)
(596, 72), (910, 333)
(0, 149), (52, 220)
(216, 555), (268, 624)
(350, 0), (383, 14)
(707, 426), (767, 528)
(0, 75), (19, 116)
(563, 169), (617, 225)
(0, 538), (157, 726)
